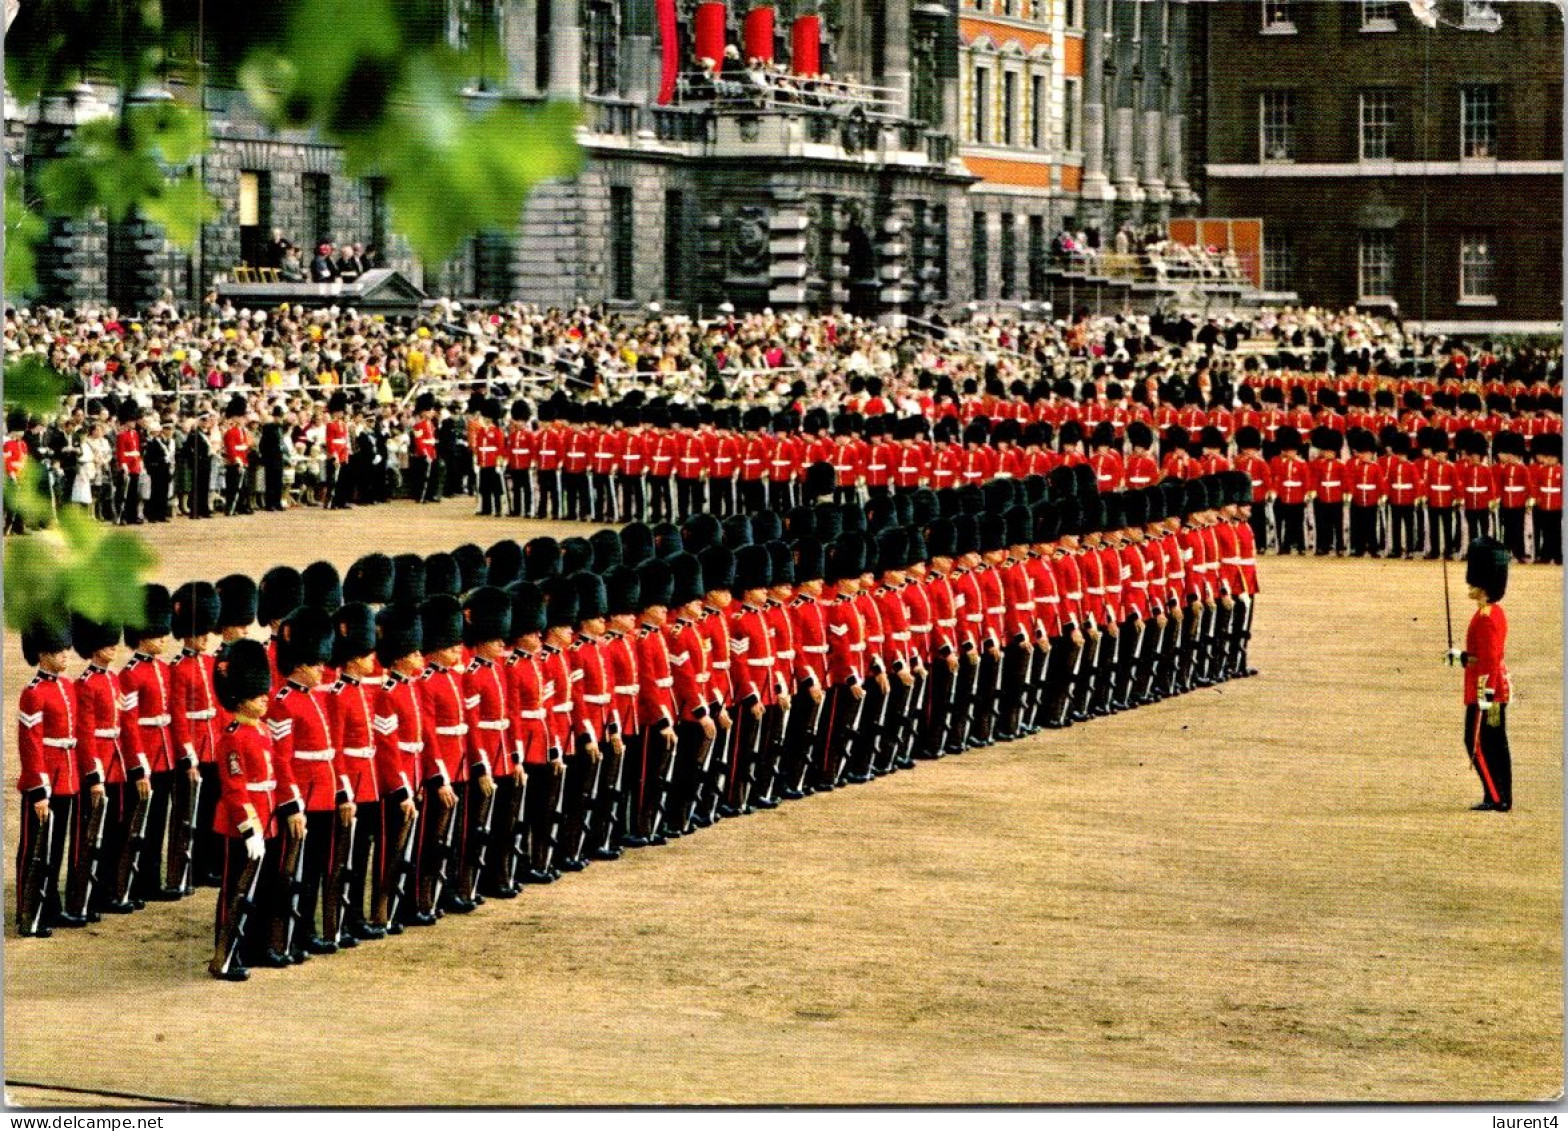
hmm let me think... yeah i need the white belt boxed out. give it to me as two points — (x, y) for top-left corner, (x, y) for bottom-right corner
(518, 709), (547, 720)
(551, 704), (573, 713)
(1014, 603), (1033, 612)
(891, 632), (911, 642)
(476, 719), (509, 731)
(695, 673), (711, 684)
(435, 724), (468, 736)
(1067, 591), (1083, 600)
(138, 714), (172, 727)
(935, 618), (957, 628)
(343, 746), (375, 759)
(583, 693), (611, 705)
(745, 657), (774, 667)
(985, 607), (1005, 615)
(1129, 581), (1150, 589)
(776, 650), (795, 660)
(188, 709), (216, 720)
(398, 741), (425, 753)
(909, 623), (931, 632)
(1283, 480), (1302, 487)
(1086, 588), (1105, 596)
(964, 614), (983, 623)
(43, 737), (77, 748)
(294, 748), (332, 762)
(94, 727), (119, 739)
(613, 684), (640, 695)
(246, 781), (275, 792)
(654, 677), (674, 688)
(711, 661), (730, 670)
(802, 645), (829, 654)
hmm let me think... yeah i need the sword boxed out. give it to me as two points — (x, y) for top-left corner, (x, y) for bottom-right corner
(68, 788), (108, 916)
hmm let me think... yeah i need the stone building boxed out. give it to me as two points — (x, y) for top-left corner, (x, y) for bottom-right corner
(10, 0), (1216, 318)
(1194, 0), (1563, 331)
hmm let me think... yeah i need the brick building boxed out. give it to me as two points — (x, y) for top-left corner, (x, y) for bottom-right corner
(1194, 0), (1564, 331)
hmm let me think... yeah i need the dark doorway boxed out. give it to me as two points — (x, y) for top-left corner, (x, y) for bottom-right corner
(845, 223), (877, 318)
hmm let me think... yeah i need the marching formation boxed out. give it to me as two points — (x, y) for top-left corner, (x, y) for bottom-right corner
(15, 468), (1262, 979)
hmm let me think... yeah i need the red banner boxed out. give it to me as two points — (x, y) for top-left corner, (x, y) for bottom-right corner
(656, 0), (679, 104)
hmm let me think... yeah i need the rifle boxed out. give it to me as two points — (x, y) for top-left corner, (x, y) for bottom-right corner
(378, 806), (419, 928)
(113, 783), (154, 905)
(17, 807), (52, 935)
(460, 777), (496, 903)
(167, 771), (202, 894)
(209, 852), (263, 978)
(323, 809), (357, 943)
(67, 789), (108, 916)
(269, 822), (307, 959)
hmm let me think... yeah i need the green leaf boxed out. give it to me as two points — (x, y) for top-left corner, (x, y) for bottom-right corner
(4, 357), (71, 416)
(3, 463), (58, 527)
(142, 172), (219, 247)
(5, 172), (46, 295)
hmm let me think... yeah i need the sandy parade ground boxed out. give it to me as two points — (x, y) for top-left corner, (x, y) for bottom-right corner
(4, 498), (1561, 1105)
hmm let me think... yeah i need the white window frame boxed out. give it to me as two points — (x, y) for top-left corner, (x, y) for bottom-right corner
(1259, 90), (1296, 162)
(1459, 232), (1497, 304)
(1359, 90), (1395, 161)
(1360, 0), (1398, 31)
(1261, 0), (1297, 34)
(1358, 231), (1395, 301)
(1461, 84), (1498, 159)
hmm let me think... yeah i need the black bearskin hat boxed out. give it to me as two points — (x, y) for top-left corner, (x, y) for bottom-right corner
(485, 541), (524, 590)
(172, 581), (220, 639)
(214, 639), (272, 712)
(344, 553), (396, 605)
(125, 583), (173, 645)
(258, 566), (304, 626)
(216, 573), (259, 631)
(452, 543), (489, 592)
(419, 594), (464, 652)
(374, 603), (423, 667)
(276, 605), (334, 672)
(1465, 537), (1509, 603)
(573, 571), (609, 621)
(462, 586), (513, 646)
(301, 560), (343, 613)
(424, 552), (462, 598)
(332, 602), (378, 667)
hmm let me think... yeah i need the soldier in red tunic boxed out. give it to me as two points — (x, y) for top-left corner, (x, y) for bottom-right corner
(409, 392), (441, 504)
(325, 603), (384, 944)
(16, 622), (80, 936)
(220, 394), (252, 516)
(169, 581), (221, 894)
(502, 582), (562, 884)
(119, 584), (179, 903)
(621, 559), (676, 843)
(369, 602), (428, 929)
(597, 563), (645, 851)
(1529, 433), (1562, 564)
(416, 593), (469, 917)
(664, 551), (719, 836)
(1417, 427), (1460, 560)
(113, 399), (145, 525)
(208, 639), (278, 980)
(473, 398), (506, 517)
(1451, 538), (1513, 811)
(459, 586), (512, 901)
(73, 612), (148, 918)
(265, 605), (340, 963)
(1492, 431), (1532, 563)
(726, 544), (780, 812)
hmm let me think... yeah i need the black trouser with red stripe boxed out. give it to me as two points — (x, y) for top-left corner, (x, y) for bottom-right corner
(15, 792), (75, 930)
(1500, 507), (1529, 563)
(1465, 703), (1511, 808)
(1536, 508), (1563, 564)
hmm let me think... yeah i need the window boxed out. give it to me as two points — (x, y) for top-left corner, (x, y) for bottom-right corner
(1461, 85), (1498, 158)
(1359, 91), (1395, 160)
(1357, 231), (1395, 300)
(1028, 214), (1046, 299)
(1460, 233), (1496, 301)
(973, 65), (990, 143)
(1263, 237), (1295, 291)
(1062, 78), (1080, 150)
(610, 186), (634, 301)
(1462, 0), (1501, 31)
(1360, 0), (1397, 29)
(237, 170), (270, 267)
(302, 172), (332, 250)
(584, 0), (620, 95)
(367, 177), (390, 259)
(1067, 0), (1081, 27)
(664, 189), (685, 300)
(1260, 91), (1296, 161)
(1261, 0), (1296, 33)
(1000, 213), (1017, 299)
(1003, 72), (1017, 147)
(972, 211), (989, 300)
(1030, 74), (1045, 149)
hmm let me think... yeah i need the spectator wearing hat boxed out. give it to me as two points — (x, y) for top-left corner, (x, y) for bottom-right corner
(310, 242), (338, 283)
(143, 415), (175, 522)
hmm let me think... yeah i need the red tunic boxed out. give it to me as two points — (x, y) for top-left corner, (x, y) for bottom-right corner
(120, 653), (175, 775)
(664, 619), (712, 721)
(1530, 462), (1563, 511)
(76, 665), (147, 787)
(170, 648), (219, 768)
(603, 632), (641, 736)
(1457, 458), (1498, 511)
(1495, 462), (1532, 510)
(633, 626), (677, 729)
(569, 637), (614, 744)
(728, 604), (777, 706)
(420, 664), (469, 785)
(505, 651), (553, 765)
(17, 672), (77, 800)
(328, 673), (381, 804)
(214, 719), (278, 839)
(267, 680), (345, 812)
(1463, 605), (1509, 705)
(825, 592), (867, 686)
(1347, 459), (1386, 507)
(116, 428), (144, 474)
(372, 669), (426, 800)
(463, 657), (512, 777)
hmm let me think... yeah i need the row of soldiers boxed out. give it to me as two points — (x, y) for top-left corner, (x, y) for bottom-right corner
(15, 467), (1263, 979)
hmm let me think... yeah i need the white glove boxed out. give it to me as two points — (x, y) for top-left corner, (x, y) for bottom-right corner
(244, 831), (265, 862)
(1444, 648), (1462, 666)
(1475, 689), (1495, 710)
